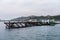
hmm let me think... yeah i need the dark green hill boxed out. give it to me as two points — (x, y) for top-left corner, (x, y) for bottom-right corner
(11, 15), (60, 21)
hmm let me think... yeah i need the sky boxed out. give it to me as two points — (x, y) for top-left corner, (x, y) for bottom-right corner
(0, 0), (60, 20)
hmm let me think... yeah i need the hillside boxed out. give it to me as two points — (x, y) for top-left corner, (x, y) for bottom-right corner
(11, 15), (60, 21)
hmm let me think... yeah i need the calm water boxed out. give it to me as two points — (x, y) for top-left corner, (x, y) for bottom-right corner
(0, 22), (60, 40)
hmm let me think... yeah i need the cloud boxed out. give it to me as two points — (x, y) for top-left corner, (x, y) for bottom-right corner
(0, 0), (60, 19)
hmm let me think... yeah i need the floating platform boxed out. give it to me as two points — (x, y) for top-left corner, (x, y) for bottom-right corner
(4, 21), (55, 29)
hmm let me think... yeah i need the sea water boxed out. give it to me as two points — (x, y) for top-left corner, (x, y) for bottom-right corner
(0, 22), (60, 40)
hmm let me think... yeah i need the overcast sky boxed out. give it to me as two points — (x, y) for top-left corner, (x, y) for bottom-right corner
(0, 0), (60, 20)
